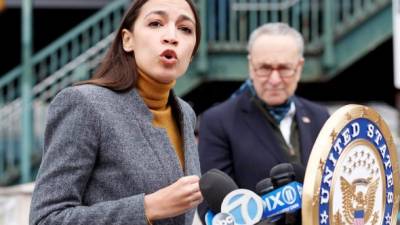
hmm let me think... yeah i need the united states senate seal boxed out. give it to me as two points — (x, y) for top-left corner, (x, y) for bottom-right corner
(302, 105), (400, 225)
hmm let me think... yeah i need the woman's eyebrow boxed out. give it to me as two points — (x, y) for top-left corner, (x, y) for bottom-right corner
(144, 10), (195, 25)
(176, 14), (195, 25)
(144, 10), (167, 19)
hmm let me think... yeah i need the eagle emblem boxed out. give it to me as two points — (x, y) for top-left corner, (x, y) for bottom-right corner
(334, 176), (379, 225)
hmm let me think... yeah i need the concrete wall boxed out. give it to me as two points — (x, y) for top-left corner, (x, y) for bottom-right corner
(0, 183), (34, 225)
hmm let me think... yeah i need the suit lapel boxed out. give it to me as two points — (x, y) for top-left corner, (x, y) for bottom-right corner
(170, 93), (199, 177)
(293, 97), (314, 165)
(128, 90), (184, 180)
(239, 93), (288, 162)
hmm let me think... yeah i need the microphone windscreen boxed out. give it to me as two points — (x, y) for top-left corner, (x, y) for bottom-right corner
(255, 178), (274, 195)
(199, 169), (238, 213)
(270, 163), (295, 187)
(291, 163), (305, 183)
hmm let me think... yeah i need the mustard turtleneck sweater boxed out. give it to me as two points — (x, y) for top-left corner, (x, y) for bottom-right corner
(137, 71), (185, 169)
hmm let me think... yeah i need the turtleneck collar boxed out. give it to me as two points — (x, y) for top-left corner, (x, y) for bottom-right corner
(137, 70), (176, 110)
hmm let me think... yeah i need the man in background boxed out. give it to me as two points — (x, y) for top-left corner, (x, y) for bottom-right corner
(198, 22), (330, 224)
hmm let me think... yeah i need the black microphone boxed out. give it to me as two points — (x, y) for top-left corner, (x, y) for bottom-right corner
(199, 168), (238, 213)
(291, 162), (305, 183)
(269, 163), (304, 225)
(270, 163), (295, 188)
(255, 177), (274, 195)
(255, 178), (281, 225)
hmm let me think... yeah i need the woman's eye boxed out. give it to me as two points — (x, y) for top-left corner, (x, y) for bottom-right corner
(149, 21), (162, 28)
(179, 26), (193, 34)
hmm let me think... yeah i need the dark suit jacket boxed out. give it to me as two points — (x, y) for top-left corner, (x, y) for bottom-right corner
(198, 91), (329, 190)
(197, 91), (329, 223)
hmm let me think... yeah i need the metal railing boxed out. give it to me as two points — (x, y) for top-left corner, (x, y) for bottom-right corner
(206, 0), (390, 54)
(0, 0), (205, 185)
(0, 0), (128, 184)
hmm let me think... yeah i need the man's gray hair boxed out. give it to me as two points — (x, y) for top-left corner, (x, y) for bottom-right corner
(247, 22), (304, 56)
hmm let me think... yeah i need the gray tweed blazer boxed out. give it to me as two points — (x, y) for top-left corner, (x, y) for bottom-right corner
(29, 84), (200, 225)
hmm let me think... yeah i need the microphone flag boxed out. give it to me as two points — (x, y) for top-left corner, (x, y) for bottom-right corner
(204, 210), (215, 225)
(260, 181), (302, 219)
(212, 212), (235, 225)
(221, 189), (264, 225)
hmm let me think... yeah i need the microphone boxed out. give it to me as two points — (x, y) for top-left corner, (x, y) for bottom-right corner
(258, 181), (302, 220)
(199, 169), (238, 225)
(270, 163), (295, 187)
(255, 178), (274, 195)
(204, 210), (215, 225)
(286, 163), (305, 225)
(220, 189), (264, 225)
(255, 178), (282, 224)
(269, 163), (304, 225)
(291, 163), (305, 183)
(211, 212), (236, 225)
(201, 165), (305, 225)
(218, 180), (302, 225)
(200, 169), (262, 225)
(200, 169), (239, 213)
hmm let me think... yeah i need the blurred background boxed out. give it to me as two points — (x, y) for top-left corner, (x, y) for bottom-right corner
(0, 0), (399, 224)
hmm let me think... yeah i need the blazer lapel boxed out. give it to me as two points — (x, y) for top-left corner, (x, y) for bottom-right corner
(128, 90), (184, 181)
(170, 93), (200, 177)
(239, 93), (288, 162)
(293, 97), (314, 165)
(181, 113), (199, 176)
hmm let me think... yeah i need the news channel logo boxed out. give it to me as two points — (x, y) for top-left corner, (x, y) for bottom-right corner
(212, 212), (235, 225)
(262, 181), (302, 217)
(221, 189), (264, 225)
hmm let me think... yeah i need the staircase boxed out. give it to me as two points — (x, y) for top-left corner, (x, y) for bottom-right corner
(0, 0), (393, 185)
(197, 0), (392, 81)
(0, 0), (129, 185)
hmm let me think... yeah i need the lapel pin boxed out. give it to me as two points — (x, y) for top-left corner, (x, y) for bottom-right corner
(302, 116), (311, 123)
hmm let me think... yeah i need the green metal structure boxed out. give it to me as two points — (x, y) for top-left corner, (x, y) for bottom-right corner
(21, 0), (33, 183)
(0, 0), (394, 185)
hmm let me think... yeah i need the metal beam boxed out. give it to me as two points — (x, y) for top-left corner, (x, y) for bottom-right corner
(6, 0), (112, 9)
(323, 0), (335, 68)
(21, 0), (33, 183)
(327, 4), (393, 79)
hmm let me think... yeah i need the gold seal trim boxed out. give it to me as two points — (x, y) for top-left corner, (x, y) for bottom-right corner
(301, 104), (400, 225)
